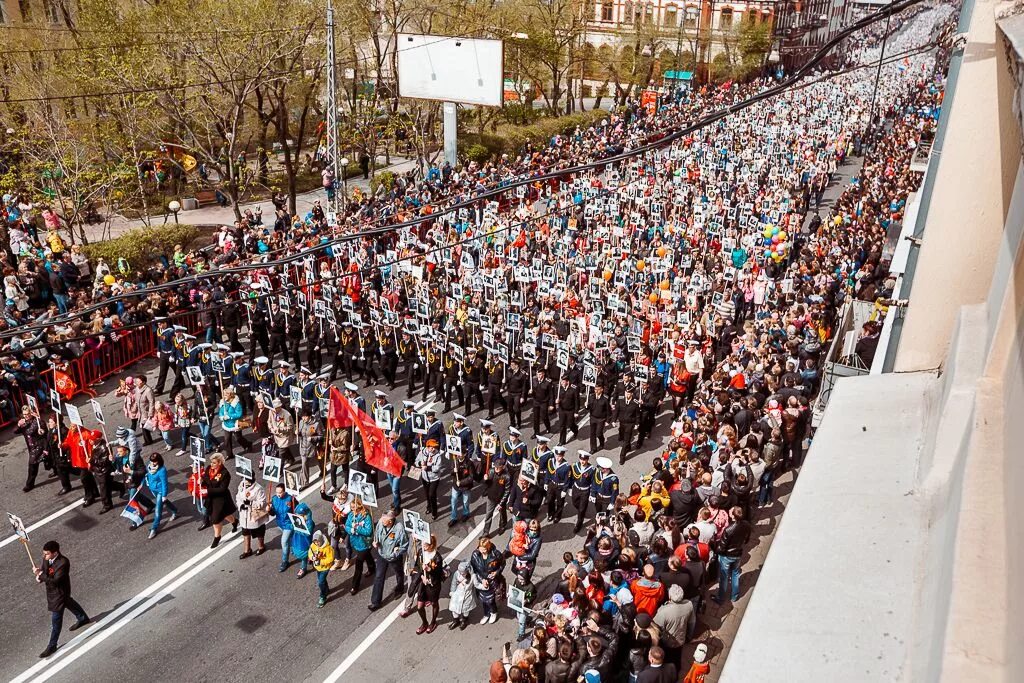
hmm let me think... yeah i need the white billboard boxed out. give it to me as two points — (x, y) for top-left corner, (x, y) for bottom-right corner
(397, 34), (504, 107)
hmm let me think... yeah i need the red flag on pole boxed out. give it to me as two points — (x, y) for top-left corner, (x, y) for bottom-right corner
(352, 404), (404, 478)
(327, 386), (354, 429)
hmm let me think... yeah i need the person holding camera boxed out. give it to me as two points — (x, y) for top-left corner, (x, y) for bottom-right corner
(235, 475), (269, 558)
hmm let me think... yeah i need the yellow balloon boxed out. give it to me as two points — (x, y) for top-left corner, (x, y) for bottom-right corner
(103, 274), (115, 285)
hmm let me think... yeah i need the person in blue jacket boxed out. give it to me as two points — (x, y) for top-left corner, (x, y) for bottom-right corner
(145, 453), (177, 540)
(344, 497), (375, 595)
(291, 500), (315, 578)
(271, 483), (297, 572)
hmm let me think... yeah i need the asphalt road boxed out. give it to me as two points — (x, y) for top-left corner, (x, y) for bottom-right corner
(0, 348), (683, 682)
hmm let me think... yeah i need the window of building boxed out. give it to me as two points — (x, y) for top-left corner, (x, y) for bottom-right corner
(720, 7), (734, 29)
(18, 0), (31, 22)
(601, 2), (613, 21)
(684, 6), (698, 28)
(0, 2), (7, 24)
(44, 0), (62, 24)
(665, 5), (679, 27)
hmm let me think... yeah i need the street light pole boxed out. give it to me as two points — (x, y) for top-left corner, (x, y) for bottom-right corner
(867, 11), (892, 142)
(325, 0), (341, 216)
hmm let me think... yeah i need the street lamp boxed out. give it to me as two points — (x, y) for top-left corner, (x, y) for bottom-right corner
(167, 200), (181, 225)
(339, 157), (349, 200)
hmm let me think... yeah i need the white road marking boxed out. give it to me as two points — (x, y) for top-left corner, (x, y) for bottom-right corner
(322, 517), (487, 683)
(14, 475), (325, 682)
(0, 499), (85, 550)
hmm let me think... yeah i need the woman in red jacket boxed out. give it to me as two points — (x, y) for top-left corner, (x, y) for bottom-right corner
(61, 425), (101, 506)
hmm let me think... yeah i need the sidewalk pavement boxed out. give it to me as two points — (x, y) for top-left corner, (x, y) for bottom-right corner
(87, 156), (420, 242)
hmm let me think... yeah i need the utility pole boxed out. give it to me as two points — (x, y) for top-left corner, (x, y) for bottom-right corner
(325, 0), (341, 215)
(867, 11), (892, 143)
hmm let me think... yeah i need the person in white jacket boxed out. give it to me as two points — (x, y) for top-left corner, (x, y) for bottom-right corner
(235, 477), (269, 559)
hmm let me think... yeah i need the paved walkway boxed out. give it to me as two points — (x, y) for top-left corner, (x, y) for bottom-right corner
(86, 156), (419, 241)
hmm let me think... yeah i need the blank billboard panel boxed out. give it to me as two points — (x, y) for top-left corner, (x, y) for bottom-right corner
(397, 34), (504, 107)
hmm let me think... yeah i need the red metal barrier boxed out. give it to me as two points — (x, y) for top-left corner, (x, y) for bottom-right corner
(1, 311), (203, 429)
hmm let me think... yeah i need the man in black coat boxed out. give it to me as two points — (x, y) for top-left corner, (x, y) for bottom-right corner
(613, 387), (640, 465)
(36, 540), (90, 658)
(636, 646), (677, 683)
(668, 478), (702, 528)
(531, 368), (554, 435)
(555, 376), (579, 446)
(505, 359), (528, 429)
(587, 383), (611, 452)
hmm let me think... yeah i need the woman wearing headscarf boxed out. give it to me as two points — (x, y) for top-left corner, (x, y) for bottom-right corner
(200, 453), (238, 548)
(291, 500), (315, 578)
(448, 560), (477, 631)
(308, 530), (335, 608)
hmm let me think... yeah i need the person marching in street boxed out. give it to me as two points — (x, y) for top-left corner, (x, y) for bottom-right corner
(218, 385), (252, 460)
(571, 450), (596, 534)
(463, 346), (485, 416)
(200, 453), (238, 547)
(268, 398), (296, 463)
(423, 408), (444, 450)
(613, 386), (641, 465)
(481, 456), (513, 538)
(35, 540), (90, 658)
(345, 496), (376, 595)
(475, 419), (498, 482)
(89, 440), (120, 514)
(368, 506), (409, 611)
(271, 483), (298, 572)
(587, 383), (612, 453)
(46, 414), (74, 495)
(308, 530), (335, 608)
(235, 474), (269, 558)
(448, 412), (475, 473)
(172, 392), (193, 456)
(471, 535), (505, 625)
(485, 353), (507, 419)
(449, 447), (476, 528)
(145, 453), (178, 539)
(135, 375), (156, 446)
(319, 480), (350, 570)
(442, 344), (464, 412)
(637, 377), (665, 449)
(544, 446), (572, 523)
(411, 535), (446, 634)
(295, 407), (323, 481)
(16, 404), (49, 492)
(414, 438), (445, 520)
(62, 423), (101, 507)
(502, 427), (528, 481)
(511, 474), (544, 522)
(592, 456), (620, 518)
(556, 375), (580, 446)
(448, 561), (477, 631)
(531, 367), (555, 436)
(506, 358), (527, 429)
(154, 317), (174, 395)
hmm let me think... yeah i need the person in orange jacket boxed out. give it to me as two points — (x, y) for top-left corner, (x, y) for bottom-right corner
(61, 425), (101, 506)
(683, 643), (711, 683)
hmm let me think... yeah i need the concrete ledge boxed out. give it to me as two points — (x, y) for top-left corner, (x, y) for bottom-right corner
(721, 370), (937, 683)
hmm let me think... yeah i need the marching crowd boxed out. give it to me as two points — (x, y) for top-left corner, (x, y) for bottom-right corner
(5, 4), (953, 679)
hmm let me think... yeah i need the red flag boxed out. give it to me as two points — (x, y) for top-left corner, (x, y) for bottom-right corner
(54, 369), (77, 400)
(352, 406), (404, 478)
(327, 386), (354, 429)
